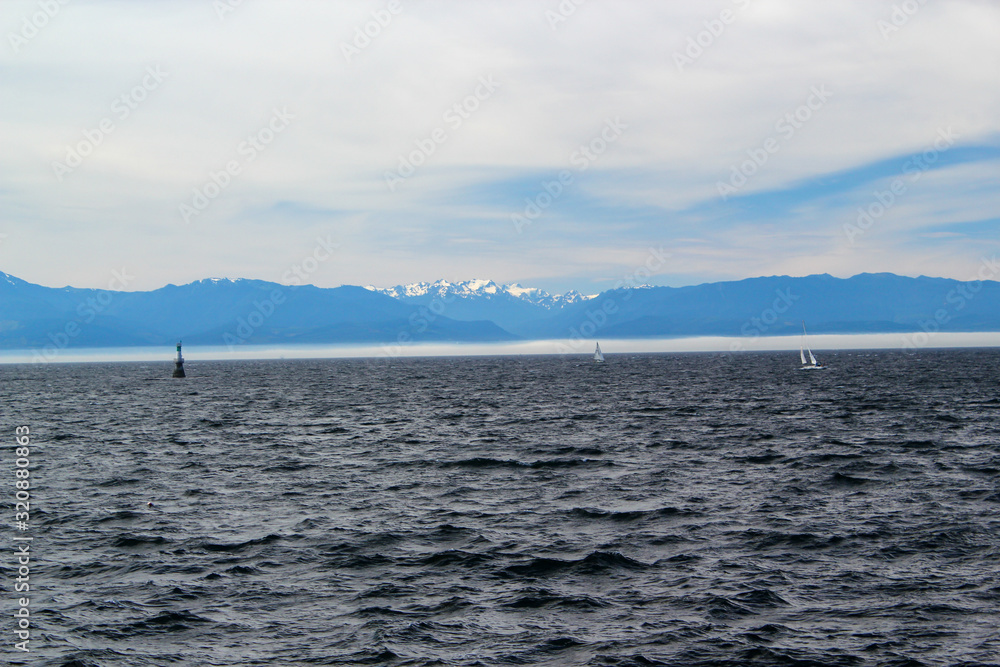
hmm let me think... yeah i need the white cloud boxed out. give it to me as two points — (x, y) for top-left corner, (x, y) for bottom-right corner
(0, 0), (998, 290)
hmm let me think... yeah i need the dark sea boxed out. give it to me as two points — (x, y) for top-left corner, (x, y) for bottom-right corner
(2, 350), (999, 666)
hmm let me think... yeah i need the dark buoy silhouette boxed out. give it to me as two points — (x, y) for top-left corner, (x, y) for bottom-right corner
(172, 340), (186, 378)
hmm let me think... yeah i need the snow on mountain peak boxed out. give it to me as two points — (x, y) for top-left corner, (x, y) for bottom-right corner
(1, 271), (23, 287)
(368, 279), (595, 308)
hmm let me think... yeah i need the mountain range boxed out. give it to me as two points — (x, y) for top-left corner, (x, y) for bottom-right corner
(2, 271), (999, 354)
(365, 279), (596, 332)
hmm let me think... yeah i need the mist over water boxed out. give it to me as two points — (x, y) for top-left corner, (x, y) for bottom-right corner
(2, 350), (999, 666)
(3, 331), (1000, 365)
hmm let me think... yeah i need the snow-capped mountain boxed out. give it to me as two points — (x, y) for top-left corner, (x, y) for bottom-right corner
(5, 271), (1000, 351)
(501, 283), (594, 308)
(0, 274), (515, 349)
(366, 279), (595, 309)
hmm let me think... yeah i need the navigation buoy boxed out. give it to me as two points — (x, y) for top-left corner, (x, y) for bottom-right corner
(172, 341), (186, 378)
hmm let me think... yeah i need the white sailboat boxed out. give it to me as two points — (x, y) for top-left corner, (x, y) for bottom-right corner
(594, 342), (605, 363)
(799, 322), (825, 370)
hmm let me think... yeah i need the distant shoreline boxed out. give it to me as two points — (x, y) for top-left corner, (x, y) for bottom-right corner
(2, 332), (999, 365)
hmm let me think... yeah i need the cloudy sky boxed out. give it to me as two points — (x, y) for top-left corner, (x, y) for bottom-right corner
(1, 0), (998, 294)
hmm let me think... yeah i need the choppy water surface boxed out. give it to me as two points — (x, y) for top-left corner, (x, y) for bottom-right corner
(1, 350), (999, 666)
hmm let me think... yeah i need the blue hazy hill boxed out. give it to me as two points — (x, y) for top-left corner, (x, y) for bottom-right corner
(0, 274), (515, 350)
(2, 271), (999, 352)
(516, 273), (1000, 339)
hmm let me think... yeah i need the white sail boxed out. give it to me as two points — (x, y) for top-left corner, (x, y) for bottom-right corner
(799, 322), (825, 369)
(594, 342), (604, 362)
